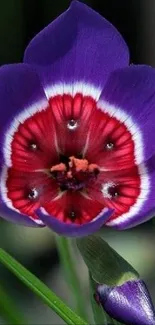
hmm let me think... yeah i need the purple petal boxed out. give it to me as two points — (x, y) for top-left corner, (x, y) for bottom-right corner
(0, 63), (48, 166)
(97, 65), (155, 229)
(0, 201), (44, 227)
(96, 279), (155, 325)
(37, 207), (113, 237)
(99, 65), (155, 162)
(0, 64), (48, 227)
(24, 1), (129, 91)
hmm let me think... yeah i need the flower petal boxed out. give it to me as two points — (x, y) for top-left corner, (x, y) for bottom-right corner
(0, 63), (58, 172)
(99, 65), (155, 162)
(37, 196), (113, 237)
(84, 99), (137, 171)
(96, 279), (155, 325)
(0, 64), (45, 167)
(87, 166), (144, 228)
(106, 156), (155, 229)
(0, 201), (44, 227)
(0, 166), (59, 224)
(88, 159), (154, 230)
(24, 1), (129, 90)
(95, 65), (155, 229)
(43, 191), (106, 224)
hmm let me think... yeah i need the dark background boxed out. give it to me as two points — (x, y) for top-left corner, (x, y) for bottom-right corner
(0, 1), (155, 324)
(1, 0), (155, 66)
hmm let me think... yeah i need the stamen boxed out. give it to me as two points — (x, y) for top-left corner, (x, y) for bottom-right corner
(67, 171), (73, 178)
(67, 119), (78, 130)
(51, 163), (67, 173)
(50, 156), (100, 191)
(69, 156), (89, 172)
(88, 164), (100, 174)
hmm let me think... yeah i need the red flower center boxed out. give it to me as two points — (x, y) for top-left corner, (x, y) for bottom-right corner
(50, 156), (99, 191)
(3, 91), (141, 225)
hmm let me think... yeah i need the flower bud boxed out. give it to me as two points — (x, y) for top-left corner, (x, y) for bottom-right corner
(96, 279), (155, 325)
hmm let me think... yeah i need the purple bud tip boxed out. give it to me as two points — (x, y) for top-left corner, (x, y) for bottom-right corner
(96, 279), (155, 325)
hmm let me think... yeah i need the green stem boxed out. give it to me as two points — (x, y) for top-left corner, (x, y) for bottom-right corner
(0, 284), (26, 325)
(55, 236), (88, 321)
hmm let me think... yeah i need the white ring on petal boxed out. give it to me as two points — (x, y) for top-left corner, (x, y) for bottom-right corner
(2, 81), (101, 219)
(3, 99), (48, 167)
(3, 82), (101, 168)
(97, 100), (150, 227)
(44, 81), (102, 101)
(0, 166), (44, 225)
(2, 82), (149, 227)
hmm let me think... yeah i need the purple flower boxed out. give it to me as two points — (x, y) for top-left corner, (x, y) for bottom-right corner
(0, 0), (155, 236)
(96, 279), (155, 325)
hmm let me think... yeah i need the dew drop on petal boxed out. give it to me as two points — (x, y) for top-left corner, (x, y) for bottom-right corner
(69, 210), (76, 220)
(67, 120), (78, 130)
(28, 188), (39, 200)
(102, 182), (119, 199)
(29, 142), (38, 151)
(105, 142), (114, 150)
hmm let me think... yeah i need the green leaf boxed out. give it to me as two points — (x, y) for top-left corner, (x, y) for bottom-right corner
(0, 283), (26, 325)
(0, 248), (88, 325)
(77, 236), (133, 325)
(77, 235), (139, 286)
(55, 235), (88, 321)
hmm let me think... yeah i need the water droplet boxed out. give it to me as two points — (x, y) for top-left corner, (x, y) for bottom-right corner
(28, 188), (38, 200)
(102, 182), (119, 199)
(105, 142), (114, 150)
(30, 142), (38, 150)
(69, 210), (76, 220)
(67, 120), (78, 130)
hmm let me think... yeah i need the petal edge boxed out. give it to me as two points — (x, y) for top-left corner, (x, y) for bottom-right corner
(37, 207), (113, 237)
